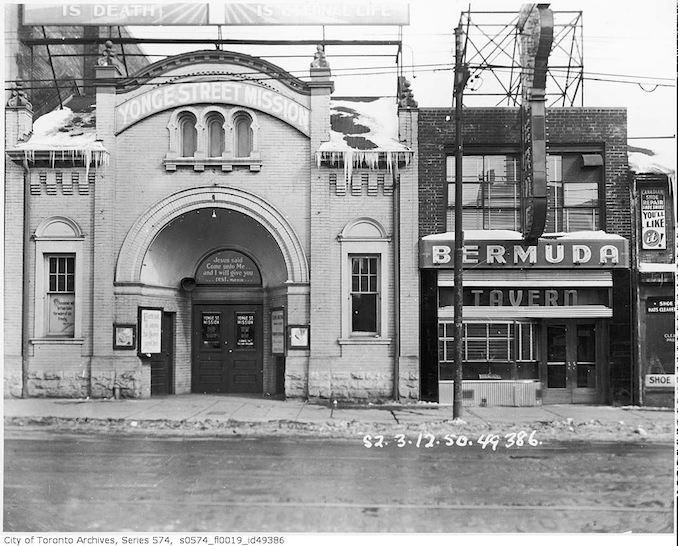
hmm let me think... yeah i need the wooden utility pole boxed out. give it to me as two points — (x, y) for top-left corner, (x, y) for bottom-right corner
(453, 26), (469, 420)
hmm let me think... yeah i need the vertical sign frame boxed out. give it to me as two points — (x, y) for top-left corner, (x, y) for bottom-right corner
(138, 307), (163, 356)
(271, 307), (286, 355)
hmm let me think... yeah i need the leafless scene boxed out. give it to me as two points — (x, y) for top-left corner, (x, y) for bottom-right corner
(3, 1), (675, 542)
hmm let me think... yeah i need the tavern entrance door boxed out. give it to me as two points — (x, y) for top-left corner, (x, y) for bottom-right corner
(192, 304), (263, 393)
(542, 320), (599, 404)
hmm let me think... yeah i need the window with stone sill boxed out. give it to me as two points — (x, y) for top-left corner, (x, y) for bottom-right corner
(164, 107), (261, 171)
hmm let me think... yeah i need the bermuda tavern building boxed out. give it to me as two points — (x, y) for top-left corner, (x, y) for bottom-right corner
(4, 45), (420, 400)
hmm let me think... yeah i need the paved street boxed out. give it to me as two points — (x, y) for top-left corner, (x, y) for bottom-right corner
(4, 431), (674, 533)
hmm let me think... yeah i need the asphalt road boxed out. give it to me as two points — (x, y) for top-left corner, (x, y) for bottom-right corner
(3, 431), (674, 533)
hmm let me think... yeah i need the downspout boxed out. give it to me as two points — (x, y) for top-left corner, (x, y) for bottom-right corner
(393, 163), (400, 401)
(21, 163), (30, 398)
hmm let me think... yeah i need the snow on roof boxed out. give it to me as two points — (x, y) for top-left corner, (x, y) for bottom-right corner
(422, 230), (626, 241)
(323, 96), (410, 153)
(316, 96), (412, 178)
(11, 100), (108, 172)
(628, 143), (675, 176)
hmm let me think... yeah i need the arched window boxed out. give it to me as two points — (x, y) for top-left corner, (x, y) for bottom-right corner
(234, 112), (253, 158)
(179, 112), (197, 157)
(206, 112), (225, 158)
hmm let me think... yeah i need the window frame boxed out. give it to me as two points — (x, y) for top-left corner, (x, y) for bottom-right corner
(349, 255), (380, 334)
(32, 217), (85, 343)
(446, 153), (522, 231)
(338, 218), (391, 344)
(545, 150), (604, 233)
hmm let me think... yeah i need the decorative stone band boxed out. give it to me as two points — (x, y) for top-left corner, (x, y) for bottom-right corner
(115, 186), (309, 284)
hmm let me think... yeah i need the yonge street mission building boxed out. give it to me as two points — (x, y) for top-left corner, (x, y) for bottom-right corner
(4, 3), (673, 405)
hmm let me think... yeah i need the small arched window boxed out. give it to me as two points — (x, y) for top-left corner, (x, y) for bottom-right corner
(179, 112), (197, 157)
(206, 112), (225, 158)
(234, 112), (253, 158)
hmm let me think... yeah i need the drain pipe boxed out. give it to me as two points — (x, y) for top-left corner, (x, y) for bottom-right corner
(393, 166), (401, 402)
(21, 163), (30, 398)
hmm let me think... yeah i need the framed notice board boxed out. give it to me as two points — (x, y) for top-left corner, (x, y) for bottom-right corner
(138, 307), (163, 356)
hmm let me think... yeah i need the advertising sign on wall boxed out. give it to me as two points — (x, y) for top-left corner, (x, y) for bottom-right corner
(640, 189), (667, 249)
(271, 309), (285, 355)
(236, 313), (255, 348)
(23, 3), (209, 25)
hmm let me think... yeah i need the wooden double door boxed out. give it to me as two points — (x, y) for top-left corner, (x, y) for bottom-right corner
(542, 320), (602, 404)
(192, 304), (263, 394)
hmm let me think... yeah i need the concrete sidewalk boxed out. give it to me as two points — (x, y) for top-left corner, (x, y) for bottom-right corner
(2, 394), (673, 429)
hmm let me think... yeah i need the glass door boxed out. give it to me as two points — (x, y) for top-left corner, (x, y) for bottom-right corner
(543, 321), (598, 404)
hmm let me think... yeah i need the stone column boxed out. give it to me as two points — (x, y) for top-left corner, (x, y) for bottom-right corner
(307, 47), (335, 399)
(4, 86), (33, 397)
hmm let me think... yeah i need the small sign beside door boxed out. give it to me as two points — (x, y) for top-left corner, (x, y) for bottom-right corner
(236, 313), (255, 348)
(139, 307), (163, 355)
(271, 308), (285, 355)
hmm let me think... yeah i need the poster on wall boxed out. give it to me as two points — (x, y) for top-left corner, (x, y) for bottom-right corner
(139, 307), (162, 354)
(640, 189), (667, 249)
(47, 294), (75, 336)
(271, 308), (285, 355)
(236, 313), (255, 348)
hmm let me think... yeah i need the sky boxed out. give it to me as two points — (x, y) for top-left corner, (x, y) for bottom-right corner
(124, 0), (676, 170)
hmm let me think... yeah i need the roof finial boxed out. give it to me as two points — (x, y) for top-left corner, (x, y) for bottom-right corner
(310, 44), (329, 68)
(97, 40), (117, 66)
(7, 81), (32, 109)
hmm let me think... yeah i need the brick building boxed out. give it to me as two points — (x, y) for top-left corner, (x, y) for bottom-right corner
(629, 151), (675, 407)
(4, 46), (419, 400)
(417, 106), (634, 406)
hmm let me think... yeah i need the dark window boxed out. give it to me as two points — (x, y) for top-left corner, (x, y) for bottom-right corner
(234, 112), (253, 158)
(447, 154), (520, 230)
(546, 154), (601, 232)
(179, 112), (197, 157)
(48, 256), (75, 293)
(46, 255), (75, 337)
(207, 113), (225, 158)
(351, 256), (379, 333)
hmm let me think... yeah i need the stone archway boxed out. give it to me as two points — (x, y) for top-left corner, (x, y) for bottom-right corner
(115, 186), (309, 284)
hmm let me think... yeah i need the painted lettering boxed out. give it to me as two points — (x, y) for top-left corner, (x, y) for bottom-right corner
(463, 245), (479, 264)
(572, 244), (592, 264)
(599, 245), (620, 264)
(545, 244), (564, 264)
(514, 245), (537, 264)
(545, 289), (558, 306)
(528, 290), (539, 306)
(564, 290), (578, 306)
(472, 289), (483, 306)
(432, 245), (451, 265)
(489, 290), (503, 306)
(486, 245), (507, 264)
(508, 290), (523, 306)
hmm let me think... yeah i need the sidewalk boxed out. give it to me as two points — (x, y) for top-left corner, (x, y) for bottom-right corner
(3, 394), (675, 442)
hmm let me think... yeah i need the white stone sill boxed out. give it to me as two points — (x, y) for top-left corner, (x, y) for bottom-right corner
(30, 338), (84, 345)
(338, 337), (392, 345)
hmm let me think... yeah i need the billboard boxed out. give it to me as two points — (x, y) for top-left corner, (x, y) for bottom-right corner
(23, 4), (209, 26)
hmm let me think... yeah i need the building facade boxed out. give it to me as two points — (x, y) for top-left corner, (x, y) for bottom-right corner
(4, 47), (420, 400)
(417, 107), (634, 406)
(630, 162), (675, 407)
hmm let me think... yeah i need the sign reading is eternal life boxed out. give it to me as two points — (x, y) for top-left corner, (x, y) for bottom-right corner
(640, 189), (667, 250)
(419, 238), (630, 269)
(23, 2), (409, 25)
(196, 250), (261, 285)
(116, 82), (310, 136)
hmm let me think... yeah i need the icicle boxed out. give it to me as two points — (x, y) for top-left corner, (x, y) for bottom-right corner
(50, 151), (55, 168)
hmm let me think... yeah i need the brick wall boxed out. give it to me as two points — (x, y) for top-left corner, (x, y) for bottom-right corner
(418, 107), (629, 238)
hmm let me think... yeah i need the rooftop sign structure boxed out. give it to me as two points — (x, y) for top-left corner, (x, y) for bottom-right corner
(22, 2), (409, 26)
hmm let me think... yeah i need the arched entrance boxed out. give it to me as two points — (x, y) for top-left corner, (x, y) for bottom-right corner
(115, 186), (308, 395)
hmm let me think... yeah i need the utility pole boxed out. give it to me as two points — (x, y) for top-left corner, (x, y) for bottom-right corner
(453, 26), (470, 420)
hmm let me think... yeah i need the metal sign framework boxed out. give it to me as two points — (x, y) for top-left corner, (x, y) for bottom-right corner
(458, 9), (584, 107)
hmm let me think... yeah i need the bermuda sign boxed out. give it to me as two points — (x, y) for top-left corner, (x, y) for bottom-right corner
(116, 82), (310, 135)
(22, 3), (209, 25)
(419, 238), (629, 269)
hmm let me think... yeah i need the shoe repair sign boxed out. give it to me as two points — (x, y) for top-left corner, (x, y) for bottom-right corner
(640, 188), (667, 250)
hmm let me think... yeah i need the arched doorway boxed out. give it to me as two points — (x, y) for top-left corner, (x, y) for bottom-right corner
(115, 186), (308, 395)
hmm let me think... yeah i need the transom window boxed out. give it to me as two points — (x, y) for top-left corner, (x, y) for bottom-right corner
(350, 256), (379, 333)
(546, 154), (601, 232)
(447, 154), (520, 230)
